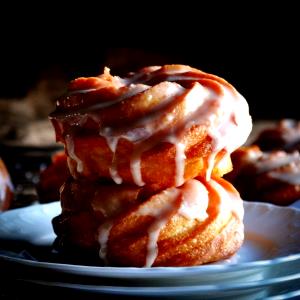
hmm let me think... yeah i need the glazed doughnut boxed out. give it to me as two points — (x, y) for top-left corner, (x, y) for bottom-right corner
(0, 158), (14, 211)
(53, 177), (244, 267)
(226, 146), (300, 205)
(254, 119), (300, 152)
(50, 65), (252, 190)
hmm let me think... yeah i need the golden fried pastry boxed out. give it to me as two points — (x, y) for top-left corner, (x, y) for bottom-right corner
(253, 119), (300, 152)
(50, 65), (252, 190)
(51, 64), (251, 267)
(226, 145), (300, 205)
(0, 158), (14, 211)
(53, 177), (244, 267)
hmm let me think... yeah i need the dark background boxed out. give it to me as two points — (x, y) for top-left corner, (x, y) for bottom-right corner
(0, 8), (299, 121)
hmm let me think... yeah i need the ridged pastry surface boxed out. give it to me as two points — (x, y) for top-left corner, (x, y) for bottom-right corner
(50, 65), (251, 267)
(50, 65), (252, 189)
(53, 177), (244, 267)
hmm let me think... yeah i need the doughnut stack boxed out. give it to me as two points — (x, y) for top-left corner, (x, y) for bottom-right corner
(50, 65), (252, 267)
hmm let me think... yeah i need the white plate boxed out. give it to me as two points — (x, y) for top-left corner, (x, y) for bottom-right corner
(0, 202), (59, 246)
(0, 201), (300, 288)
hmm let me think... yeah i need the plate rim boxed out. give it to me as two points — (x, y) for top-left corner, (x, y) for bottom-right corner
(16, 272), (300, 295)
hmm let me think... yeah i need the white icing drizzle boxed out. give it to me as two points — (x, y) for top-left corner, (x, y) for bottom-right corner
(134, 78), (251, 184)
(178, 179), (208, 221)
(205, 152), (218, 181)
(136, 188), (180, 267)
(145, 217), (169, 267)
(95, 187), (142, 263)
(269, 170), (300, 185)
(0, 173), (8, 203)
(244, 148), (300, 186)
(117, 84), (150, 101)
(95, 178), (240, 267)
(56, 66), (252, 185)
(166, 135), (186, 186)
(206, 88), (252, 180)
(125, 83), (210, 186)
(279, 119), (300, 144)
(174, 142), (186, 186)
(109, 161), (123, 184)
(130, 153), (145, 186)
(254, 151), (300, 173)
(244, 147), (263, 162)
(264, 155), (300, 185)
(104, 135), (119, 153)
(88, 84), (150, 111)
(100, 128), (124, 184)
(98, 221), (113, 264)
(208, 179), (244, 220)
(65, 134), (83, 173)
(135, 179), (210, 267)
(100, 82), (185, 186)
(53, 84), (150, 120)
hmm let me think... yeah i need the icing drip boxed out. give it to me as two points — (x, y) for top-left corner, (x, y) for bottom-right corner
(130, 153), (145, 186)
(269, 170), (300, 185)
(136, 179), (210, 267)
(100, 128), (119, 153)
(208, 179), (244, 220)
(254, 151), (300, 173)
(166, 135), (186, 186)
(0, 173), (9, 203)
(174, 142), (186, 186)
(101, 128), (123, 184)
(178, 179), (208, 221)
(100, 82), (185, 186)
(279, 119), (300, 144)
(90, 84), (150, 111)
(137, 188), (180, 267)
(145, 216), (170, 267)
(98, 221), (113, 263)
(65, 134), (83, 173)
(109, 160), (123, 184)
(242, 148), (300, 186)
(95, 178), (239, 267)
(205, 152), (218, 181)
(266, 156), (300, 185)
(54, 65), (252, 184)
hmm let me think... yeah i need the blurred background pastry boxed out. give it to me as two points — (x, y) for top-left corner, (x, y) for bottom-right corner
(0, 74), (65, 207)
(0, 158), (14, 211)
(226, 146), (300, 206)
(36, 151), (69, 203)
(253, 119), (300, 152)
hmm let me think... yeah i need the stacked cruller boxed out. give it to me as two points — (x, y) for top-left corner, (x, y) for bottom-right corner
(50, 65), (252, 267)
